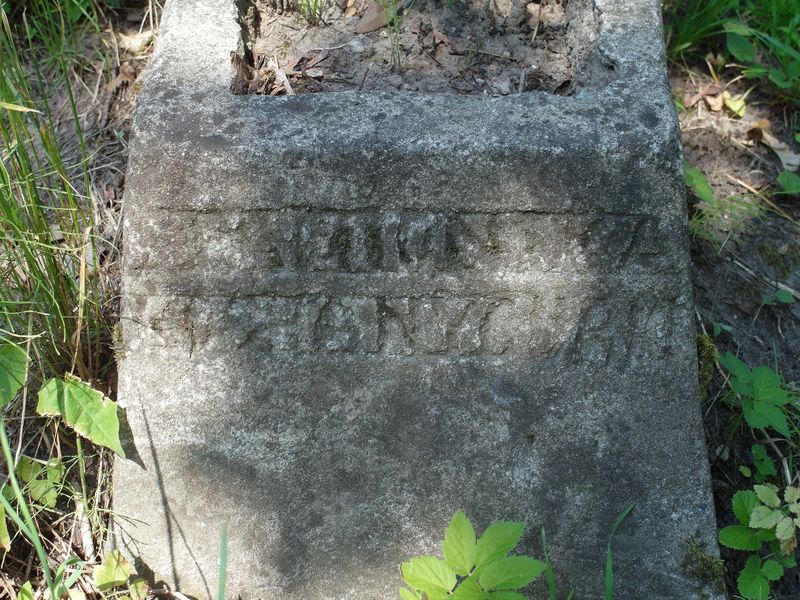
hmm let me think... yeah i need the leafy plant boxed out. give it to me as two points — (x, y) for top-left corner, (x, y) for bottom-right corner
(718, 352), (795, 437)
(399, 511), (546, 599)
(718, 486), (799, 599)
(399, 508), (633, 600)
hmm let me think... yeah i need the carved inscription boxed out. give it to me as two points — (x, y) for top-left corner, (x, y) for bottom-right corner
(141, 210), (667, 276)
(185, 293), (581, 357)
(145, 209), (670, 357)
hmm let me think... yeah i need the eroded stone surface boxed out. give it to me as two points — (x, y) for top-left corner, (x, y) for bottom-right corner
(114, 0), (722, 598)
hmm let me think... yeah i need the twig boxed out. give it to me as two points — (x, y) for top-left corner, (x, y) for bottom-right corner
(357, 64), (371, 91)
(306, 43), (347, 52)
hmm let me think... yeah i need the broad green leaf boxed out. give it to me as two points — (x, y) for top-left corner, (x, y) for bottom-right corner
(778, 170), (800, 194)
(751, 445), (777, 479)
(744, 401), (789, 437)
(719, 352), (751, 383)
(732, 490), (760, 525)
(451, 575), (488, 600)
(754, 528), (776, 543)
(785, 487), (800, 504)
(475, 522), (525, 568)
(37, 375), (125, 457)
(17, 456), (65, 509)
(738, 555), (769, 600)
(92, 550), (131, 591)
(444, 510), (477, 576)
(18, 582), (34, 600)
(684, 164), (714, 203)
(754, 485), (781, 508)
(727, 31), (755, 62)
(769, 68), (793, 89)
(399, 588), (421, 600)
(752, 367), (781, 396)
(0, 501), (9, 551)
(724, 21), (751, 36)
(479, 556), (546, 591)
(749, 506), (782, 529)
(488, 593), (526, 600)
(718, 525), (761, 551)
(775, 516), (795, 542)
(775, 289), (795, 305)
(129, 578), (149, 600)
(761, 558), (784, 581)
(400, 556), (456, 594)
(0, 344), (28, 409)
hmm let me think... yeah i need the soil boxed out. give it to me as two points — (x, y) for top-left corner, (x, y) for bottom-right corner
(234, 0), (597, 95)
(672, 67), (800, 598)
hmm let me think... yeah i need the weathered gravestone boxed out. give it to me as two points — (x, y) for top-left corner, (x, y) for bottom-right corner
(114, 0), (722, 597)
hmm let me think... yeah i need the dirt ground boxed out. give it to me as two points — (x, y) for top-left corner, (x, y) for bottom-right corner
(671, 65), (800, 597)
(234, 0), (594, 95)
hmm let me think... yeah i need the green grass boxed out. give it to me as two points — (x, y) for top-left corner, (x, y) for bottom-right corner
(1, 1), (120, 595)
(664, 0), (800, 103)
(0, 2), (112, 382)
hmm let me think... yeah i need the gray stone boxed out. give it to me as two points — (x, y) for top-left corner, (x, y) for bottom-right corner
(113, 0), (722, 598)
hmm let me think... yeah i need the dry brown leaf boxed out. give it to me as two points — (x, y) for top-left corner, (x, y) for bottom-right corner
(105, 62), (137, 92)
(705, 93), (724, 112)
(761, 131), (800, 172)
(355, 1), (391, 34)
(117, 30), (153, 55)
(305, 49), (330, 69)
(683, 84), (723, 108)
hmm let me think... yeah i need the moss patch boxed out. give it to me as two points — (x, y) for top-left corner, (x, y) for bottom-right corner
(697, 334), (717, 397)
(682, 538), (726, 594)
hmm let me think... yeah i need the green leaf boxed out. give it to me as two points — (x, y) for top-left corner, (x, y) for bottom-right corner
(400, 556), (457, 594)
(0, 502), (9, 551)
(769, 68), (793, 89)
(37, 375), (125, 457)
(718, 525), (762, 550)
(755, 485), (781, 508)
(777, 171), (800, 194)
(451, 575), (488, 600)
(92, 550), (131, 591)
(752, 366), (780, 391)
(488, 593), (526, 600)
(727, 31), (755, 62)
(724, 20), (751, 36)
(744, 401), (789, 437)
(18, 582), (34, 600)
(0, 344), (28, 409)
(751, 445), (777, 479)
(775, 516), (795, 542)
(443, 510), (477, 576)
(16, 456), (65, 509)
(733, 490), (760, 525)
(475, 522), (525, 568)
(738, 556), (769, 600)
(749, 506), (782, 529)
(775, 289), (795, 304)
(479, 556), (546, 591)
(719, 352), (751, 383)
(785, 487), (800, 504)
(128, 579), (149, 600)
(399, 588), (422, 600)
(684, 164), (715, 203)
(761, 559), (784, 581)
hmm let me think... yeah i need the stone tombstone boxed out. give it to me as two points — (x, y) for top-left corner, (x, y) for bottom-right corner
(114, 0), (722, 598)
